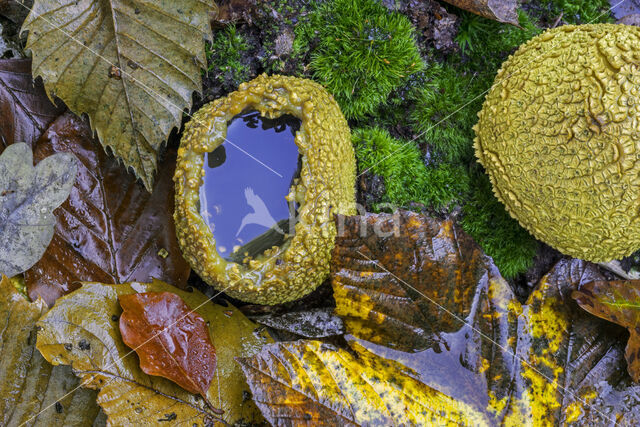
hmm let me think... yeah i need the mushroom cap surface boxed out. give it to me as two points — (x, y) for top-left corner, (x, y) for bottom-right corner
(475, 24), (640, 262)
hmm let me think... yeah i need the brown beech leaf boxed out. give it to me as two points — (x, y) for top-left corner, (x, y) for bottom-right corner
(0, 59), (64, 153)
(324, 211), (640, 424)
(119, 291), (218, 399)
(332, 210), (500, 352)
(25, 112), (190, 306)
(573, 280), (640, 382)
(0, 275), (102, 426)
(441, 0), (519, 26)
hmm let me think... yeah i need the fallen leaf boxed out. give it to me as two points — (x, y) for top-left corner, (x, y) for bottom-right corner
(25, 113), (190, 307)
(332, 211), (500, 352)
(21, 0), (215, 190)
(611, 0), (640, 20)
(442, 0), (519, 26)
(0, 58), (64, 152)
(327, 211), (640, 424)
(573, 279), (640, 382)
(618, 13), (640, 26)
(0, 142), (77, 277)
(36, 279), (270, 425)
(0, 275), (101, 426)
(119, 292), (218, 400)
(238, 340), (489, 425)
(255, 308), (345, 338)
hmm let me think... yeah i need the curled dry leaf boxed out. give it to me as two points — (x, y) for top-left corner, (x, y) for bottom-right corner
(573, 280), (640, 382)
(0, 142), (76, 277)
(119, 292), (218, 401)
(0, 58), (64, 152)
(0, 275), (101, 426)
(324, 211), (640, 424)
(25, 113), (190, 307)
(441, 0), (519, 26)
(36, 279), (270, 426)
(21, 0), (215, 190)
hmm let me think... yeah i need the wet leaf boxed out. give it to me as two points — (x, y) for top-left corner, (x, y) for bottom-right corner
(119, 292), (218, 399)
(611, 0), (640, 20)
(238, 340), (490, 425)
(25, 113), (190, 307)
(21, 0), (215, 190)
(328, 211), (640, 424)
(36, 279), (270, 425)
(0, 142), (77, 277)
(255, 308), (345, 338)
(332, 211), (503, 353)
(0, 59), (65, 152)
(573, 279), (640, 382)
(618, 13), (640, 26)
(0, 275), (101, 426)
(442, 0), (519, 26)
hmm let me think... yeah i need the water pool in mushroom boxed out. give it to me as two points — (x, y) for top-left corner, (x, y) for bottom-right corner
(199, 110), (301, 260)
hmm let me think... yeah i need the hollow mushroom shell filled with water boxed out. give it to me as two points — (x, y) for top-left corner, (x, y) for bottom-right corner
(174, 74), (356, 304)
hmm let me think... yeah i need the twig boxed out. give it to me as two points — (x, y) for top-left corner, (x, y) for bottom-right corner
(552, 12), (564, 28)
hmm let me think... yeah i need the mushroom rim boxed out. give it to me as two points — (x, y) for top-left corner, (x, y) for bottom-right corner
(173, 74), (357, 304)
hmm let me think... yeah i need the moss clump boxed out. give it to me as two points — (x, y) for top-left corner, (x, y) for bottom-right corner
(297, 0), (424, 119)
(461, 169), (538, 278)
(205, 25), (252, 92)
(410, 65), (483, 163)
(475, 24), (640, 262)
(455, 11), (541, 70)
(410, 12), (540, 164)
(402, 11), (541, 277)
(175, 75), (356, 305)
(352, 127), (469, 211)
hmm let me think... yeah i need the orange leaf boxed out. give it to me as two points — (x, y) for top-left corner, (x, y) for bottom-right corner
(118, 292), (217, 397)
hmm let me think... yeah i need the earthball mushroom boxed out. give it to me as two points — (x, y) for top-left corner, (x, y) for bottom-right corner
(174, 74), (356, 304)
(475, 24), (640, 262)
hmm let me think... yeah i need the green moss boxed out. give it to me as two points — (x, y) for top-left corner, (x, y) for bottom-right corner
(9, 275), (27, 299)
(352, 127), (469, 210)
(403, 11), (542, 276)
(461, 168), (538, 279)
(538, 0), (614, 24)
(457, 11), (541, 73)
(297, 0), (424, 119)
(409, 12), (539, 164)
(409, 65), (482, 163)
(205, 25), (251, 91)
